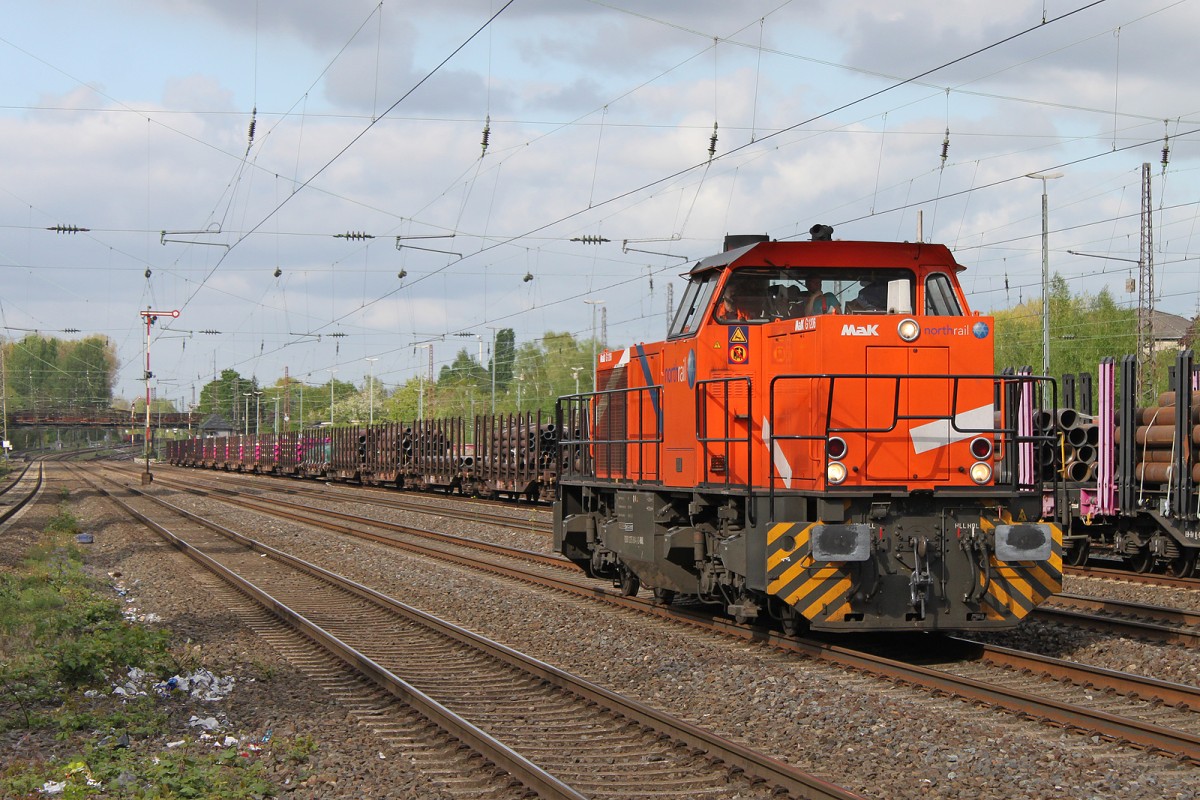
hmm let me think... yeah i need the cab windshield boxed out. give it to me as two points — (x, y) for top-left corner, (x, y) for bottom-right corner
(712, 268), (918, 323)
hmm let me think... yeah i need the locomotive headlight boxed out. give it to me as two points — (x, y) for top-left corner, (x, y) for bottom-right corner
(969, 461), (993, 484)
(826, 436), (847, 461)
(897, 318), (921, 342)
(827, 461), (848, 485)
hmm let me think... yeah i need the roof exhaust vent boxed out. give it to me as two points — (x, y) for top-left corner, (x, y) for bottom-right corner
(723, 233), (770, 251)
(809, 224), (833, 241)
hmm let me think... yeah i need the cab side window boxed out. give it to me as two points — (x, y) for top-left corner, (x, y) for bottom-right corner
(925, 273), (963, 316)
(668, 274), (718, 338)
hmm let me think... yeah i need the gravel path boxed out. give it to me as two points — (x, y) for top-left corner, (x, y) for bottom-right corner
(41, 463), (1200, 798)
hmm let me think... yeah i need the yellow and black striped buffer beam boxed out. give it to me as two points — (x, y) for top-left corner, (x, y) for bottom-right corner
(766, 522), (854, 622)
(975, 518), (1063, 622)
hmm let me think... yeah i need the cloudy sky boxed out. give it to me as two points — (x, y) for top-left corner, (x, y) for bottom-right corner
(3, 0), (1198, 403)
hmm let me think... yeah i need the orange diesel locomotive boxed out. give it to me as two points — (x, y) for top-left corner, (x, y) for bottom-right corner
(555, 228), (1064, 633)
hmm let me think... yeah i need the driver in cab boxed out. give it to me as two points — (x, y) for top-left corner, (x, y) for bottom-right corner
(716, 280), (762, 322)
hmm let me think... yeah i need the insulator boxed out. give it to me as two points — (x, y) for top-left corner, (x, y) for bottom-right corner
(571, 235), (610, 244)
(145, 268), (152, 279)
(47, 224), (89, 234)
(708, 121), (718, 159)
(940, 128), (950, 165)
(481, 114), (491, 156)
(335, 231), (374, 240)
(398, 269), (408, 279)
(273, 266), (282, 278)
(1161, 137), (1170, 169)
(523, 271), (533, 282)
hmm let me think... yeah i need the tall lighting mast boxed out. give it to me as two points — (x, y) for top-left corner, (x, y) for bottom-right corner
(1137, 162), (1155, 404)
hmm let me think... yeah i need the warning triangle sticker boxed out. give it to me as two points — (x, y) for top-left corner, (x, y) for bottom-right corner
(729, 326), (748, 343)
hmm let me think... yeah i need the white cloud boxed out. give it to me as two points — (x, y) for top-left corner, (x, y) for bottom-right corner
(1, 1), (1197, 399)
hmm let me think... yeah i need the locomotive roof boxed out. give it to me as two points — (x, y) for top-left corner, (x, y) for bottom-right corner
(688, 239), (964, 276)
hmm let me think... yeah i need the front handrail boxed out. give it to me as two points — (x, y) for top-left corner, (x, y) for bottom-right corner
(766, 371), (1058, 511)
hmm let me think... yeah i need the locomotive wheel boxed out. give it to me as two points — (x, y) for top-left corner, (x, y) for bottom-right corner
(1128, 546), (1154, 574)
(1165, 552), (1196, 578)
(618, 567), (641, 597)
(1066, 539), (1090, 567)
(652, 587), (675, 605)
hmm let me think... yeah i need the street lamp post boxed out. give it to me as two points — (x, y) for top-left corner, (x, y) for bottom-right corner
(365, 357), (378, 425)
(571, 366), (583, 396)
(254, 390), (262, 435)
(243, 392), (251, 436)
(584, 299), (605, 391)
(414, 344), (432, 420)
(1025, 172), (1063, 378)
(1, 334), (8, 462)
(486, 327), (501, 414)
(327, 369), (337, 427)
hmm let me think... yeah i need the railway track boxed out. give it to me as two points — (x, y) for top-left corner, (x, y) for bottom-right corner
(1070, 563), (1199, 591)
(80, 464), (860, 800)
(91, 462), (1200, 764)
(156, 464), (552, 534)
(1, 461), (44, 528)
(164, 468), (1200, 596)
(142, 465), (1200, 649)
(1038, 593), (1200, 647)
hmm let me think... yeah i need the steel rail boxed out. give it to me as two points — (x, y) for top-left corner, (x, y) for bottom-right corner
(88, 466), (863, 800)
(1068, 564), (1198, 590)
(75, 468), (590, 800)
(146, 471), (565, 569)
(96, 464), (1200, 764)
(0, 463), (42, 526)
(154, 464), (554, 533)
(960, 638), (1200, 710)
(1036, 594), (1200, 647)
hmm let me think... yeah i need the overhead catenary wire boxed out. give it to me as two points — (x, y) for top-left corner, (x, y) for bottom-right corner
(16, 0), (1200, 401)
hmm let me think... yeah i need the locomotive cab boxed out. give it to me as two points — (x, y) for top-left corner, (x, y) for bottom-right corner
(555, 228), (1063, 633)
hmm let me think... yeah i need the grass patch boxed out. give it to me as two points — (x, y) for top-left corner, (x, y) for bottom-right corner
(0, 501), (303, 798)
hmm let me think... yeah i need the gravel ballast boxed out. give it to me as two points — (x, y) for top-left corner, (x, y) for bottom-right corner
(33, 464), (1200, 798)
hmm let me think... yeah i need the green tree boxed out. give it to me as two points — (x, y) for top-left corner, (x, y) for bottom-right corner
(66, 336), (118, 407)
(994, 275), (1138, 378)
(1, 334), (117, 411)
(197, 369), (255, 425)
(991, 274), (1181, 405)
(491, 328), (516, 390)
(499, 331), (592, 415)
(434, 348), (489, 418)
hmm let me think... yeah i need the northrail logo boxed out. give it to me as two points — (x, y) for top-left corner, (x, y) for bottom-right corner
(840, 323), (879, 336)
